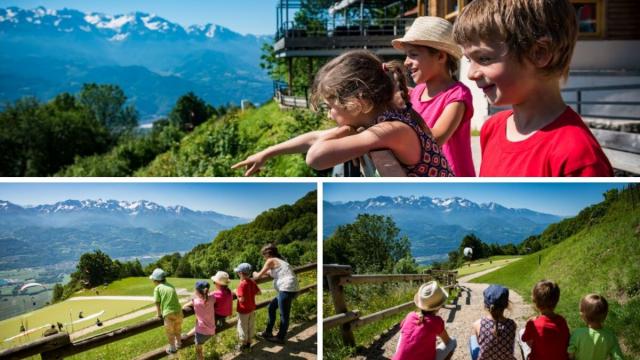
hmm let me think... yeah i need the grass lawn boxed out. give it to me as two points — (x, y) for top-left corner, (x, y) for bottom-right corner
(456, 256), (522, 277)
(0, 298), (151, 348)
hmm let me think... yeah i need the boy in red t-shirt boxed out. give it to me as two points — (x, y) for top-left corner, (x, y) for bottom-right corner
(453, 0), (613, 177)
(234, 263), (261, 351)
(519, 280), (570, 360)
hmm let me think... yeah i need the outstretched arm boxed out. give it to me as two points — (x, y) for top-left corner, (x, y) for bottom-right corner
(306, 122), (417, 170)
(253, 258), (276, 280)
(231, 128), (346, 176)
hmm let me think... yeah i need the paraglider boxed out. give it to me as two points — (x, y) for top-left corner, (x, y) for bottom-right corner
(19, 283), (45, 293)
(463, 247), (473, 258)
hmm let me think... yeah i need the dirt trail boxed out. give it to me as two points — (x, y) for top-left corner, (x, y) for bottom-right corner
(222, 319), (317, 360)
(353, 264), (534, 360)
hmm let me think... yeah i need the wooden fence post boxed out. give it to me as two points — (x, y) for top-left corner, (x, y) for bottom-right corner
(325, 265), (355, 347)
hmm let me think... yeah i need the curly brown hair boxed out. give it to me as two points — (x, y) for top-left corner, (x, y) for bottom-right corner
(310, 50), (409, 115)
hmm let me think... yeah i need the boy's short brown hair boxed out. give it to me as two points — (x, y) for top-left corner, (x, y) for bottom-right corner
(453, 0), (577, 79)
(580, 294), (609, 324)
(532, 280), (560, 310)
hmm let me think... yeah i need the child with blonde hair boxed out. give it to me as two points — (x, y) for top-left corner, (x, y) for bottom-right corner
(392, 16), (475, 177)
(520, 280), (570, 360)
(568, 294), (623, 360)
(453, 0), (612, 176)
(233, 49), (453, 177)
(394, 281), (456, 360)
(469, 285), (516, 360)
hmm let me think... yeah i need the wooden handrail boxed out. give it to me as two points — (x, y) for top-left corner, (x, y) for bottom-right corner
(136, 283), (317, 360)
(0, 263), (317, 360)
(323, 264), (458, 346)
(340, 274), (434, 286)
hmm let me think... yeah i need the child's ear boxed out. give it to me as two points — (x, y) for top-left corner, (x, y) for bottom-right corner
(529, 38), (553, 69)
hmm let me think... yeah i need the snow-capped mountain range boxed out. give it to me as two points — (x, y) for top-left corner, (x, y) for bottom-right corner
(0, 7), (265, 42)
(0, 198), (242, 218)
(324, 196), (564, 264)
(0, 6), (273, 121)
(0, 199), (248, 270)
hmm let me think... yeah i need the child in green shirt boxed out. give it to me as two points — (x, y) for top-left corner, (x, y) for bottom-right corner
(568, 294), (624, 360)
(150, 268), (183, 355)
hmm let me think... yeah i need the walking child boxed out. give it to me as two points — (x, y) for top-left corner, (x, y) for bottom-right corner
(182, 281), (216, 360)
(211, 271), (233, 329)
(519, 280), (570, 360)
(453, 0), (612, 176)
(393, 281), (456, 360)
(392, 16), (475, 177)
(150, 268), (183, 355)
(568, 294), (623, 360)
(234, 263), (261, 351)
(232, 50), (453, 177)
(469, 285), (516, 360)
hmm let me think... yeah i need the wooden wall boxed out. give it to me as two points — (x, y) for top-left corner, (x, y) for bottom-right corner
(606, 0), (640, 39)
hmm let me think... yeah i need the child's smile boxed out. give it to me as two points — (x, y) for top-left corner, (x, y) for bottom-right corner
(463, 40), (534, 106)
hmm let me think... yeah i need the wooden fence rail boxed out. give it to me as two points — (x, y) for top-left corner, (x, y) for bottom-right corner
(0, 263), (317, 360)
(323, 264), (458, 346)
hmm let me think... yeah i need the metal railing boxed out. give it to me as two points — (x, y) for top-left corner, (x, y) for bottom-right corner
(276, 17), (414, 40)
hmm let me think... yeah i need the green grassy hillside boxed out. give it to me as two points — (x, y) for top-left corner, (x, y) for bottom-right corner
(137, 101), (331, 177)
(474, 190), (640, 357)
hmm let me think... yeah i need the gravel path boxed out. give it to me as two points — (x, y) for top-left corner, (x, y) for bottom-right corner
(222, 319), (317, 360)
(353, 264), (534, 360)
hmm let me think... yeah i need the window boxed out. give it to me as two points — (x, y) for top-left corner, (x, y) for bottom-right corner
(571, 0), (604, 38)
(444, 0), (474, 20)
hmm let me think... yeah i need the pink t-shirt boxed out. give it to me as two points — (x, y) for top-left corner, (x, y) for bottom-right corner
(213, 288), (233, 317)
(393, 312), (445, 360)
(193, 292), (216, 335)
(410, 82), (475, 177)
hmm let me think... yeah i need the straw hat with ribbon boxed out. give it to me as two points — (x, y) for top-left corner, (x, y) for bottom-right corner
(392, 16), (462, 60)
(414, 281), (449, 311)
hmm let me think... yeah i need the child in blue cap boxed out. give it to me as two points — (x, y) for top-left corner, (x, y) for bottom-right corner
(469, 284), (516, 360)
(182, 280), (216, 360)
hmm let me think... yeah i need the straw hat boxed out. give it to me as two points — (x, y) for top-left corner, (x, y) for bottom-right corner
(392, 16), (462, 60)
(211, 271), (230, 286)
(414, 281), (449, 311)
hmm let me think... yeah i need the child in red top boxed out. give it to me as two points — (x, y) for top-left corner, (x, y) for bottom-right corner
(234, 263), (261, 351)
(453, 0), (613, 177)
(520, 280), (570, 360)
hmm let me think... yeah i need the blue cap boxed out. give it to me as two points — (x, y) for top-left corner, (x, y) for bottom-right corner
(149, 268), (166, 281)
(234, 263), (252, 274)
(483, 285), (509, 308)
(195, 280), (209, 291)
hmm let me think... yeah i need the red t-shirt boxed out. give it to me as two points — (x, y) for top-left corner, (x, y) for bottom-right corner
(522, 314), (570, 360)
(236, 279), (259, 314)
(479, 107), (613, 177)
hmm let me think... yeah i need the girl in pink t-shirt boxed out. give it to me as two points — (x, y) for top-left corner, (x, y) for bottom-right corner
(392, 16), (476, 177)
(183, 281), (216, 360)
(394, 281), (456, 360)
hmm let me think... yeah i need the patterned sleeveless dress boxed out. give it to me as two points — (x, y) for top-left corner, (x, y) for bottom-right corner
(478, 317), (517, 360)
(375, 108), (454, 177)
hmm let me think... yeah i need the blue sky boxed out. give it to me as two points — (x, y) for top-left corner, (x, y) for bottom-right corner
(0, 182), (316, 218)
(323, 182), (629, 216)
(0, 0), (280, 35)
